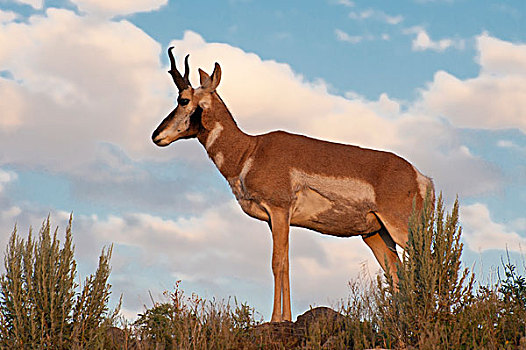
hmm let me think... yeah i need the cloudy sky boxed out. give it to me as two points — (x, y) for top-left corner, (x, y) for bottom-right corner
(0, 0), (525, 320)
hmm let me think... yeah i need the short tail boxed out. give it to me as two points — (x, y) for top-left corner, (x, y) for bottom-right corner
(413, 166), (434, 203)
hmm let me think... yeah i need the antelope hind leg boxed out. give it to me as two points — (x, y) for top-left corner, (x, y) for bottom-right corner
(362, 226), (401, 285)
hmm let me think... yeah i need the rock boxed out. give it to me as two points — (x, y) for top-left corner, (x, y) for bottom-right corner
(296, 306), (347, 333)
(251, 307), (351, 349)
(252, 320), (303, 348)
(104, 327), (127, 349)
(297, 307), (350, 349)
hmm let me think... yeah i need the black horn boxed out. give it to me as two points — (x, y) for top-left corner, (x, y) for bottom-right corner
(168, 47), (190, 91)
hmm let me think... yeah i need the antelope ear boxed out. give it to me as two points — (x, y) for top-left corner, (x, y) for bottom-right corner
(200, 63), (221, 93)
(198, 68), (210, 86)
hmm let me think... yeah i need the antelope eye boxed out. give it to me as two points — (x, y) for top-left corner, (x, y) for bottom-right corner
(178, 98), (190, 106)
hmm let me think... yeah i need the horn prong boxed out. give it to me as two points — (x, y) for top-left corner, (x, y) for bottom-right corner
(168, 47), (176, 71)
(183, 54), (190, 85)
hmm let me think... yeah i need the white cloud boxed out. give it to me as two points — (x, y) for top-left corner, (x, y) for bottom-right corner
(2, 206), (21, 220)
(405, 26), (465, 52)
(335, 0), (354, 7)
(497, 140), (526, 153)
(414, 31), (451, 51)
(349, 9), (373, 20)
(70, 0), (167, 17)
(383, 14), (404, 25)
(0, 10), (18, 24)
(0, 8), (173, 172)
(497, 140), (514, 148)
(335, 29), (364, 44)
(477, 32), (526, 76)
(417, 34), (526, 133)
(14, 0), (43, 10)
(349, 9), (403, 25)
(462, 203), (526, 252)
(0, 79), (25, 130)
(0, 169), (17, 193)
(336, 11), (399, 43)
(335, 29), (388, 44)
(511, 218), (526, 232)
(390, 116), (501, 197)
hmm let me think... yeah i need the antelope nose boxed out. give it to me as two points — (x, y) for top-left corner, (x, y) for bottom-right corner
(152, 129), (170, 147)
(152, 129), (161, 143)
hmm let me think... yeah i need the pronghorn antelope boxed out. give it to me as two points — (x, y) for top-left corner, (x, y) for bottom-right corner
(152, 48), (434, 322)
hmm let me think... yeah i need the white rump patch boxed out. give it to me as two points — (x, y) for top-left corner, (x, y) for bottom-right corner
(206, 122), (223, 150)
(413, 166), (431, 200)
(290, 169), (376, 203)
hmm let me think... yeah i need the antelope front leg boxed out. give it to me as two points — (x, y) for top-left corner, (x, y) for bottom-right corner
(268, 208), (291, 322)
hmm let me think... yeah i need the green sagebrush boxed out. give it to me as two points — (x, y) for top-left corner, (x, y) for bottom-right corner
(0, 215), (118, 350)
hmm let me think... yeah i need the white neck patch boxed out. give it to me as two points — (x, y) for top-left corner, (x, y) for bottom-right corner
(206, 122), (223, 150)
(239, 157), (253, 181)
(214, 152), (224, 169)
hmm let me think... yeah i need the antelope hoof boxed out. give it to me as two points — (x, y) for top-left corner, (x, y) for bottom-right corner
(271, 314), (283, 323)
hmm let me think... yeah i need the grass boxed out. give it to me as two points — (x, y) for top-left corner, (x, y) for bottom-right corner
(1, 195), (525, 349)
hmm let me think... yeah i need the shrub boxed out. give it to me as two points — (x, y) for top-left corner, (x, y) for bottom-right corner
(373, 193), (526, 349)
(0, 215), (117, 349)
(132, 281), (263, 349)
(496, 252), (526, 346)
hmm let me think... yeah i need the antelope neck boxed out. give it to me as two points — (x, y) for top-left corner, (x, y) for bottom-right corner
(197, 98), (255, 180)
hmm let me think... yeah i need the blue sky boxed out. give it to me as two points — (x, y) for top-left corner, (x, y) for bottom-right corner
(0, 0), (525, 320)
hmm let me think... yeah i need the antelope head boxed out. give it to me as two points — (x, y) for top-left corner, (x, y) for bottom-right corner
(152, 47), (221, 147)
